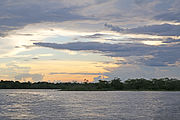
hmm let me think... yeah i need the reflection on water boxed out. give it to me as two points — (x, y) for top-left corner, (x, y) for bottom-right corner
(0, 90), (180, 120)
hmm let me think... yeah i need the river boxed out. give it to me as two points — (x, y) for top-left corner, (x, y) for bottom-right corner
(0, 90), (180, 120)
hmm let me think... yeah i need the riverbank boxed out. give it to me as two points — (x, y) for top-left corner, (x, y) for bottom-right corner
(1, 78), (180, 91)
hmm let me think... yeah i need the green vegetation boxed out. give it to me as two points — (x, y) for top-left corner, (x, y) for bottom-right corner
(0, 78), (180, 91)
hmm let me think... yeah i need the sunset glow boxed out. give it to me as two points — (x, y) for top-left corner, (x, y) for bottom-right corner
(0, 0), (180, 82)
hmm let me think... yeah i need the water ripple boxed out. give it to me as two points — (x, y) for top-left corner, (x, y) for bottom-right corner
(0, 90), (180, 120)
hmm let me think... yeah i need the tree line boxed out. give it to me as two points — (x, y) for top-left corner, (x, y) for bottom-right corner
(0, 78), (180, 91)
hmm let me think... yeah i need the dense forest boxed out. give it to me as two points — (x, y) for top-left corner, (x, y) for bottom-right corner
(0, 78), (180, 91)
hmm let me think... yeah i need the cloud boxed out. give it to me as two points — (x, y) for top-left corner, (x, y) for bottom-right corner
(141, 45), (180, 66)
(105, 23), (180, 36)
(34, 42), (154, 57)
(134, 0), (151, 5)
(104, 24), (124, 32)
(34, 42), (127, 54)
(38, 54), (54, 57)
(0, 0), (88, 33)
(0, 0), (170, 35)
(93, 75), (102, 82)
(0, 63), (30, 79)
(0, 0), (179, 35)
(21, 45), (36, 49)
(154, 12), (180, 22)
(81, 33), (105, 39)
(103, 65), (180, 81)
(50, 72), (102, 75)
(163, 38), (180, 43)
(72, 0), (119, 18)
(15, 73), (43, 82)
(34, 42), (180, 67)
(32, 57), (39, 60)
(0, 0), (180, 81)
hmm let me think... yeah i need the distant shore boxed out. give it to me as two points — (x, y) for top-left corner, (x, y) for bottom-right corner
(1, 78), (180, 91)
(0, 89), (180, 91)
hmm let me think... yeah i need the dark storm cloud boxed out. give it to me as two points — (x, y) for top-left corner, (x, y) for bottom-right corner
(34, 42), (180, 67)
(105, 23), (180, 36)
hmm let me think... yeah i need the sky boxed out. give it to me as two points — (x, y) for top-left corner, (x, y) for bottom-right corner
(0, 0), (180, 82)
